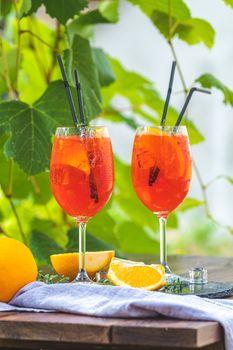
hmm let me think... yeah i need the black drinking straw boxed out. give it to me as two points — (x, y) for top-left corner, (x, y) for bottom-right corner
(57, 55), (78, 126)
(74, 69), (86, 125)
(160, 61), (177, 126)
(175, 87), (211, 128)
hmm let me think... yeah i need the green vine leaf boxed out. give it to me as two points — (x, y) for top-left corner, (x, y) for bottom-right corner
(179, 198), (204, 211)
(224, 0), (233, 8)
(0, 48), (17, 97)
(0, 81), (78, 175)
(77, 0), (119, 25)
(128, 0), (214, 48)
(0, 0), (13, 18)
(174, 18), (215, 48)
(128, 0), (190, 19)
(65, 0), (119, 42)
(93, 48), (116, 87)
(23, 0), (88, 24)
(64, 34), (102, 121)
(196, 73), (233, 106)
(30, 230), (64, 265)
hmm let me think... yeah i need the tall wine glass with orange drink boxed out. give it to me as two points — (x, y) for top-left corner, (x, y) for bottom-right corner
(132, 126), (192, 275)
(50, 126), (114, 282)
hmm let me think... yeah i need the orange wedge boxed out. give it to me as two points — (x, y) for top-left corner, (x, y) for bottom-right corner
(51, 250), (115, 281)
(107, 258), (166, 291)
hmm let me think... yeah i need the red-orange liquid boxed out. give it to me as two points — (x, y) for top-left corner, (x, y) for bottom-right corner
(132, 131), (192, 215)
(50, 136), (114, 219)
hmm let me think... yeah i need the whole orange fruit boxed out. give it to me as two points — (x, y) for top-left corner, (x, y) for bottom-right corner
(0, 237), (38, 302)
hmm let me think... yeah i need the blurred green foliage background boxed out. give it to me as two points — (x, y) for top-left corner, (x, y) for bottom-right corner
(0, 0), (233, 267)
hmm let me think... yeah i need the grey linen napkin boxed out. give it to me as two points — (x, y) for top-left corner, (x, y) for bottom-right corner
(1, 281), (233, 349)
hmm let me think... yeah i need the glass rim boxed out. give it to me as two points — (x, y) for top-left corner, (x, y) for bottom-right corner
(136, 125), (187, 130)
(55, 125), (107, 132)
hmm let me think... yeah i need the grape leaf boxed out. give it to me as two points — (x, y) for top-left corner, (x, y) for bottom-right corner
(151, 12), (214, 48)
(19, 0), (32, 18)
(176, 18), (215, 48)
(116, 221), (160, 254)
(77, 0), (119, 25)
(0, 48), (17, 97)
(66, 1), (119, 42)
(0, 147), (31, 199)
(0, 0), (13, 18)
(92, 48), (116, 87)
(179, 198), (204, 211)
(66, 228), (120, 254)
(128, 0), (190, 19)
(24, 0), (88, 24)
(224, 0), (233, 8)
(0, 80), (79, 175)
(196, 73), (233, 106)
(224, 176), (233, 185)
(128, 0), (214, 48)
(64, 34), (102, 121)
(30, 230), (64, 265)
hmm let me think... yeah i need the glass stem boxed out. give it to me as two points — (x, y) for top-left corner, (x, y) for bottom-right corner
(79, 221), (86, 273)
(75, 220), (91, 282)
(159, 216), (171, 274)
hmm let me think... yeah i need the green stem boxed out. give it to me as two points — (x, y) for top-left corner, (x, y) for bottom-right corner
(7, 196), (27, 244)
(13, 0), (21, 97)
(0, 36), (14, 99)
(46, 22), (62, 83)
(2, 160), (27, 244)
(168, 40), (188, 93)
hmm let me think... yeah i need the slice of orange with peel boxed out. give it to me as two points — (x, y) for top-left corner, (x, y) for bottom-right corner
(51, 250), (115, 281)
(107, 258), (166, 291)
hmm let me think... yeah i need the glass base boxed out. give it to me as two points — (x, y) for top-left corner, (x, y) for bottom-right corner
(163, 264), (189, 284)
(75, 269), (93, 283)
(165, 272), (189, 284)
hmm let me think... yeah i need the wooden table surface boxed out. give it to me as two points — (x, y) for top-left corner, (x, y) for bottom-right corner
(0, 255), (233, 350)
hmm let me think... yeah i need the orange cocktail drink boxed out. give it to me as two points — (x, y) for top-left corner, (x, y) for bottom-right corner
(132, 126), (192, 274)
(132, 127), (192, 216)
(50, 126), (114, 282)
(50, 133), (114, 220)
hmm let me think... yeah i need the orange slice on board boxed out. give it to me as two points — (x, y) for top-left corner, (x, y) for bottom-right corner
(107, 258), (166, 290)
(51, 250), (115, 281)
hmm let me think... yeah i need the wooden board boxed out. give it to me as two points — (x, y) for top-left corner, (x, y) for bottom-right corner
(0, 312), (222, 348)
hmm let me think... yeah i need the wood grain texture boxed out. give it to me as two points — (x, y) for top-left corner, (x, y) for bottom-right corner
(0, 313), (222, 348)
(111, 319), (222, 348)
(0, 313), (111, 344)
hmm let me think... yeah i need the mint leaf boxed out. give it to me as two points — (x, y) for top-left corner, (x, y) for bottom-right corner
(64, 34), (102, 121)
(196, 73), (233, 106)
(24, 0), (88, 24)
(30, 230), (64, 265)
(93, 48), (116, 87)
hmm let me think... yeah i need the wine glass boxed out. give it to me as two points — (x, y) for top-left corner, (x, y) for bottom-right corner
(132, 126), (192, 277)
(50, 126), (114, 282)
